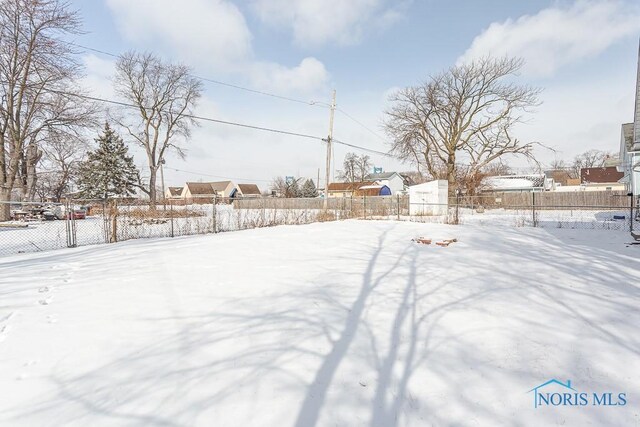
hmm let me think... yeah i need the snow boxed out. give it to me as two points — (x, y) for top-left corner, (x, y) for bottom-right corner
(0, 220), (639, 426)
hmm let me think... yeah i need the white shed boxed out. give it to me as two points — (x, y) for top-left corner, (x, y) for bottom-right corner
(409, 180), (448, 216)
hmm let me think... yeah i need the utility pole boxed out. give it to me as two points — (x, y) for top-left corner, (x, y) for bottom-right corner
(324, 89), (336, 210)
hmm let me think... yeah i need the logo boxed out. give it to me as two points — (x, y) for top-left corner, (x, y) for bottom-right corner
(528, 379), (627, 408)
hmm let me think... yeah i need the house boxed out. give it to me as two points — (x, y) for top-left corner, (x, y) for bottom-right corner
(365, 172), (408, 195)
(483, 174), (549, 193)
(165, 187), (183, 200)
(327, 182), (390, 197)
(236, 184), (261, 198)
(180, 181), (237, 202)
(619, 122), (640, 196)
(580, 167), (625, 191)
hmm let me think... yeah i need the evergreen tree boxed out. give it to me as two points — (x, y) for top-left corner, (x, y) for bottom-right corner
(288, 178), (301, 198)
(77, 123), (139, 199)
(301, 179), (318, 198)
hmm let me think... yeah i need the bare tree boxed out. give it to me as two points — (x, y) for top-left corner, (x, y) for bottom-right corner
(34, 132), (87, 201)
(0, 0), (93, 219)
(384, 57), (543, 194)
(570, 149), (616, 178)
(338, 152), (372, 182)
(270, 176), (302, 198)
(114, 51), (202, 208)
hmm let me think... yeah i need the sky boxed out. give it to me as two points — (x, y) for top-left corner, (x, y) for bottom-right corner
(68, 0), (640, 189)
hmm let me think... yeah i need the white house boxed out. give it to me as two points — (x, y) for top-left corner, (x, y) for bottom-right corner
(365, 172), (407, 195)
(618, 41), (640, 197)
(409, 180), (448, 215)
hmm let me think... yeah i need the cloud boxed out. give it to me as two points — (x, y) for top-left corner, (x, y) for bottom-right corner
(250, 0), (408, 47)
(106, 0), (252, 72)
(458, 0), (640, 76)
(105, 0), (329, 95)
(250, 58), (329, 96)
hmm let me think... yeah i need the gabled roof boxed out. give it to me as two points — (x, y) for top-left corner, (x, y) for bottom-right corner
(167, 187), (183, 197)
(327, 181), (375, 191)
(237, 183), (261, 195)
(185, 181), (233, 195)
(186, 182), (216, 195)
(210, 181), (233, 192)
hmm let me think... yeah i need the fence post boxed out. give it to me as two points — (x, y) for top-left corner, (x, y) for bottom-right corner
(363, 194), (366, 219)
(212, 196), (217, 233)
(630, 193), (635, 234)
(532, 192), (537, 227)
(454, 191), (460, 225)
(170, 200), (175, 237)
(397, 194), (400, 220)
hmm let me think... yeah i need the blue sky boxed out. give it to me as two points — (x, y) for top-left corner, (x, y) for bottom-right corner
(69, 0), (640, 188)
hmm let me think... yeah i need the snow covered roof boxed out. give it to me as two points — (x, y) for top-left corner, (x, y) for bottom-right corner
(485, 175), (546, 190)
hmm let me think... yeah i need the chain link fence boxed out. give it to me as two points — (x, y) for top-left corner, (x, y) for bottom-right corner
(1, 192), (637, 257)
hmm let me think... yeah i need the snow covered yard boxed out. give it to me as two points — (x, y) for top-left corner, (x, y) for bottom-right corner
(0, 220), (638, 426)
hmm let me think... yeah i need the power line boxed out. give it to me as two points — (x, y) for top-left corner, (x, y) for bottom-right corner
(46, 88), (326, 142)
(336, 108), (387, 143)
(332, 138), (393, 158)
(65, 41), (331, 108)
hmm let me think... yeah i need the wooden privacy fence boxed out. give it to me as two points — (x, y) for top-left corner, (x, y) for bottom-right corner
(459, 190), (630, 209)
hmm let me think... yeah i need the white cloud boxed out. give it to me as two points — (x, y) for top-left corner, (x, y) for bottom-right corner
(106, 0), (252, 72)
(250, 58), (329, 96)
(250, 0), (407, 47)
(458, 0), (640, 76)
(104, 0), (329, 95)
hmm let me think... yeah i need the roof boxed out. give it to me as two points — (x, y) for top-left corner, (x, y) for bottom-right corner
(186, 181), (233, 195)
(580, 167), (624, 184)
(186, 182), (216, 195)
(237, 183), (261, 195)
(366, 172), (401, 180)
(209, 181), (233, 192)
(485, 174), (546, 190)
(167, 187), (183, 197)
(327, 181), (375, 192)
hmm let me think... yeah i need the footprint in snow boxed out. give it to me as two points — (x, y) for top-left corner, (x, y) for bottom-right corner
(38, 297), (52, 305)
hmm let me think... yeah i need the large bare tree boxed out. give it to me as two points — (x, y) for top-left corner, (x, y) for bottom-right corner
(384, 57), (542, 194)
(338, 152), (372, 183)
(114, 51), (202, 208)
(34, 132), (87, 201)
(0, 0), (93, 219)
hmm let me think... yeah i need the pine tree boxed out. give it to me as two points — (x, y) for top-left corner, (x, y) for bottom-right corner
(301, 179), (318, 198)
(77, 123), (140, 199)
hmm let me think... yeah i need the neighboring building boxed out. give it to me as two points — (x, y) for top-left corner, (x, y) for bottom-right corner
(619, 122), (640, 196)
(165, 187), (183, 200)
(483, 174), (549, 193)
(236, 184), (262, 198)
(365, 172), (408, 195)
(180, 181), (237, 202)
(580, 167), (625, 191)
(327, 181), (391, 197)
(618, 41), (640, 198)
(358, 184), (392, 196)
